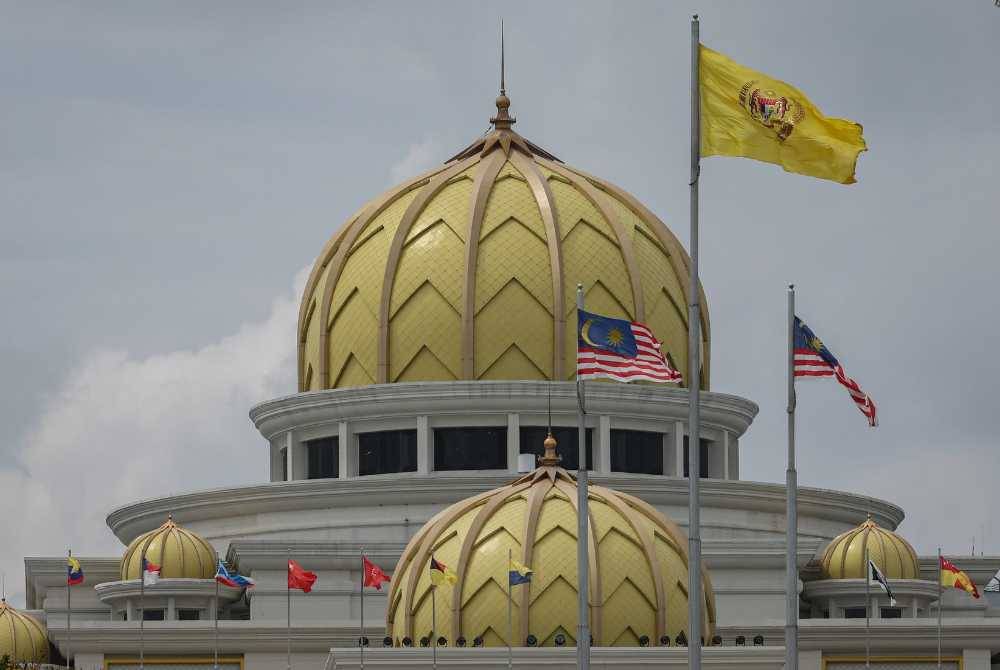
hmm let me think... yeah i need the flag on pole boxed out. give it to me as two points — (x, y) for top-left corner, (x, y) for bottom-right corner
(288, 559), (317, 593)
(363, 556), (391, 590)
(142, 558), (161, 586)
(215, 560), (255, 589)
(67, 556), (84, 586)
(793, 316), (877, 426)
(429, 557), (458, 585)
(576, 309), (682, 383)
(699, 44), (867, 184)
(868, 559), (896, 606)
(508, 559), (532, 586)
(941, 557), (980, 598)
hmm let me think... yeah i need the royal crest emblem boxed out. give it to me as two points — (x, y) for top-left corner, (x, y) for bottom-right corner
(739, 80), (805, 142)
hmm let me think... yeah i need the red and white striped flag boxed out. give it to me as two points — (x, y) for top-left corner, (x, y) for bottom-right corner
(576, 309), (682, 383)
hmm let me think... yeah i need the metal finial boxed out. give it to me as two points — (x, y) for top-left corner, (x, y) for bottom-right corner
(539, 431), (561, 466)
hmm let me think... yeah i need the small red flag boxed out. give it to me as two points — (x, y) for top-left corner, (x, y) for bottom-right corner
(288, 559), (317, 593)
(363, 556), (391, 591)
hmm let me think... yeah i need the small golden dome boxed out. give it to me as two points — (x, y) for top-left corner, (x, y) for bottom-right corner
(820, 516), (920, 580)
(297, 94), (708, 392)
(0, 599), (48, 663)
(387, 449), (715, 647)
(120, 515), (217, 581)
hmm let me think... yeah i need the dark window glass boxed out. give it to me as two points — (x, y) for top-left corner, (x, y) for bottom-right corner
(177, 609), (201, 621)
(610, 430), (663, 475)
(279, 447), (288, 481)
(307, 437), (339, 479)
(142, 609), (165, 621)
(434, 427), (507, 471)
(844, 607), (867, 619)
(359, 430), (418, 476)
(880, 607), (902, 619)
(520, 427), (593, 470)
(682, 437), (710, 478)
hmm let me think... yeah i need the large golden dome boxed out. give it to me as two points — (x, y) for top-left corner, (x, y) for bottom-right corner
(820, 516), (920, 580)
(121, 515), (217, 581)
(386, 435), (715, 647)
(298, 93), (708, 391)
(0, 599), (48, 663)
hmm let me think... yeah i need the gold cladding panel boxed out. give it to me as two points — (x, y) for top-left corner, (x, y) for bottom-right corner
(602, 578), (655, 646)
(475, 218), (552, 314)
(480, 166), (546, 242)
(389, 280), (461, 381)
(655, 533), (692, 639)
(461, 578), (518, 645)
(597, 526), (654, 609)
(474, 279), (552, 380)
(328, 289), (378, 387)
(302, 262), (332, 391)
(405, 175), (472, 245)
(560, 222), (634, 319)
(548, 179), (618, 244)
(121, 525), (217, 580)
(0, 606), (47, 663)
(529, 575), (578, 646)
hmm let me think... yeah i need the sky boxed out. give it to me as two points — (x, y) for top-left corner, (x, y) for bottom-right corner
(1, 1), (998, 607)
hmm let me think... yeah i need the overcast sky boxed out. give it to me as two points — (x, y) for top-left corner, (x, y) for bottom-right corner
(2, 2), (998, 606)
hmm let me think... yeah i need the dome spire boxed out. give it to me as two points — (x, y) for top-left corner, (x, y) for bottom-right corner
(491, 19), (514, 131)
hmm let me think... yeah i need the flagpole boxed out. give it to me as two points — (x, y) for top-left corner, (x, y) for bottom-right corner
(786, 285), (798, 670)
(507, 548), (513, 670)
(67, 549), (72, 670)
(360, 549), (366, 670)
(937, 547), (942, 669)
(865, 546), (871, 669)
(214, 572), (220, 670)
(287, 548), (292, 670)
(431, 577), (438, 670)
(139, 544), (146, 670)
(575, 283), (591, 668)
(687, 13), (704, 670)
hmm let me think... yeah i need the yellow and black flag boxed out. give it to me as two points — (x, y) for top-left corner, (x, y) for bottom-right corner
(700, 45), (866, 184)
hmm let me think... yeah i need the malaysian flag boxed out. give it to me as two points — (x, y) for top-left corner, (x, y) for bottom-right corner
(793, 316), (877, 426)
(576, 309), (682, 383)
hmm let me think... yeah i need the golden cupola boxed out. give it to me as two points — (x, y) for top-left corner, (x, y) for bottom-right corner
(297, 88), (709, 391)
(820, 516), (921, 580)
(386, 434), (715, 647)
(0, 598), (48, 663)
(120, 515), (217, 581)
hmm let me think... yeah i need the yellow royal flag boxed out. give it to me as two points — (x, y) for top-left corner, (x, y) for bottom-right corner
(700, 44), (866, 184)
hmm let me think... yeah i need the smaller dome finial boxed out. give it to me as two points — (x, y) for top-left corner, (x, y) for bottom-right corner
(491, 18), (515, 130)
(538, 431), (562, 467)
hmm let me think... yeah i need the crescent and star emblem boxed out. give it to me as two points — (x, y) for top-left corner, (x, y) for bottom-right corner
(581, 319), (600, 348)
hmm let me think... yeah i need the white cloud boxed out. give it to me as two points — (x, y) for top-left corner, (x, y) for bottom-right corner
(0, 269), (308, 608)
(388, 137), (441, 186)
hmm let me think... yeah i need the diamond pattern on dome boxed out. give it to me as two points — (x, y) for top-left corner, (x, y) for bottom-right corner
(548, 179), (618, 245)
(389, 280), (461, 381)
(327, 287), (378, 388)
(496, 161), (527, 182)
(480, 169), (546, 242)
(528, 575), (579, 645)
(655, 533), (692, 639)
(405, 177), (472, 245)
(392, 220), (466, 317)
(474, 280), (552, 380)
(461, 577), (519, 645)
(603, 578), (655, 646)
(597, 527), (655, 610)
(475, 218), (552, 313)
(561, 222), (634, 319)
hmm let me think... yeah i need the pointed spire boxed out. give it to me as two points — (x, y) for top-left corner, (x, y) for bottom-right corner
(491, 18), (515, 131)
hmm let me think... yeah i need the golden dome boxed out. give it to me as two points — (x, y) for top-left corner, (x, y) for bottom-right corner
(298, 93), (709, 392)
(386, 437), (715, 647)
(120, 515), (217, 581)
(0, 599), (48, 663)
(820, 516), (920, 580)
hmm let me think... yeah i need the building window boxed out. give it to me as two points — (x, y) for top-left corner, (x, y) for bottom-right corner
(307, 437), (339, 479)
(434, 427), (507, 471)
(610, 430), (663, 475)
(359, 430), (418, 476)
(844, 607), (867, 619)
(142, 609), (165, 621)
(682, 437), (710, 478)
(520, 427), (593, 470)
(177, 609), (201, 621)
(279, 447), (288, 481)
(881, 607), (902, 618)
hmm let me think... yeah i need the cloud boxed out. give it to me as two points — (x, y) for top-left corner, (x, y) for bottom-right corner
(0, 269), (307, 608)
(388, 137), (441, 186)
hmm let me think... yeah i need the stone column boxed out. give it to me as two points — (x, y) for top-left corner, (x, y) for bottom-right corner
(416, 415), (431, 474)
(338, 421), (351, 478)
(507, 413), (520, 473)
(597, 415), (611, 474)
(963, 649), (991, 670)
(674, 421), (685, 477)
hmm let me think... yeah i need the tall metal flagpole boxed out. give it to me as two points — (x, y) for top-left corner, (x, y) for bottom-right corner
(937, 547), (943, 669)
(214, 574), (220, 670)
(431, 578), (438, 670)
(360, 549), (366, 670)
(139, 543), (146, 670)
(67, 549), (72, 670)
(287, 548), (292, 670)
(687, 14), (703, 669)
(865, 546), (871, 669)
(575, 284), (591, 668)
(786, 285), (798, 670)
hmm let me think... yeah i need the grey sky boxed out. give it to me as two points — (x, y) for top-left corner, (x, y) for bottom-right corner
(2, 1), (998, 605)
